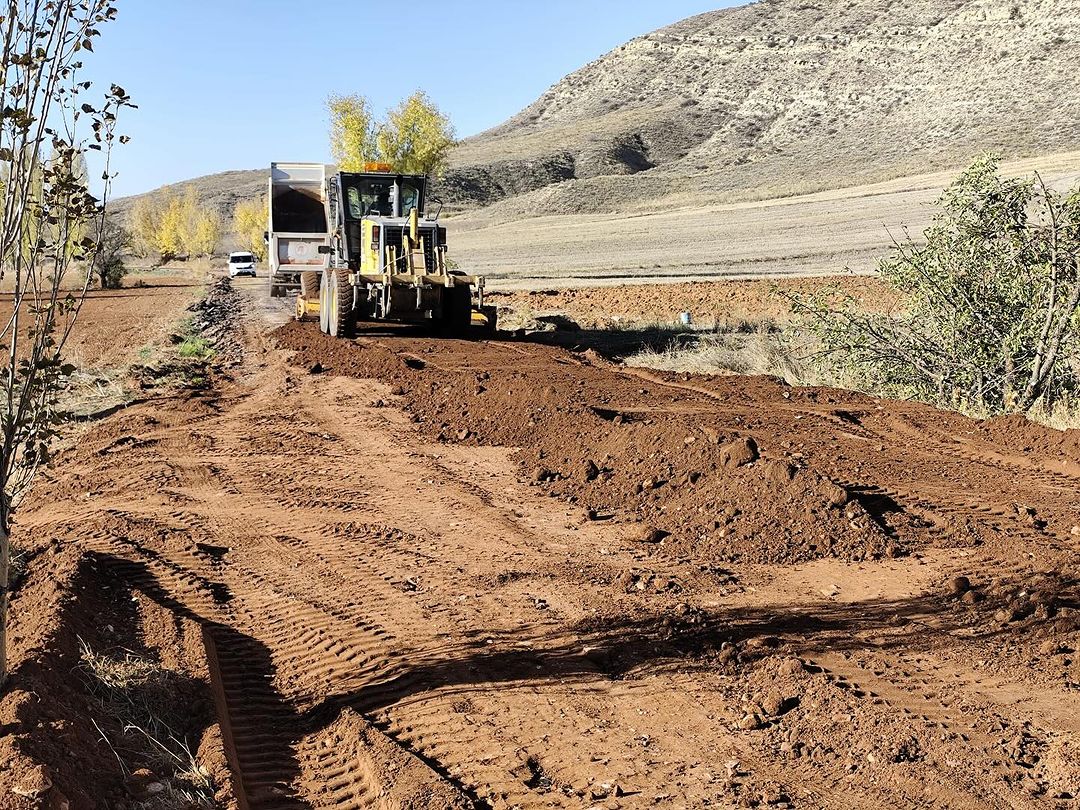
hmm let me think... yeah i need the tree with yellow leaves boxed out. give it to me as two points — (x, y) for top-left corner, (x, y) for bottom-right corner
(327, 90), (456, 178)
(376, 91), (456, 178)
(129, 189), (220, 259)
(232, 196), (268, 260)
(130, 193), (164, 257)
(188, 204), (222, 257)
(156, 192), (187, 259)
(327, 94), (377, 172)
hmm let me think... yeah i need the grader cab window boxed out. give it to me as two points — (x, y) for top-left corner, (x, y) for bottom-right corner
(346, 186), (364, 219)
(342, 176), (425, 219)
(344, 181), (393, 218)
(399, 182), (422, 215)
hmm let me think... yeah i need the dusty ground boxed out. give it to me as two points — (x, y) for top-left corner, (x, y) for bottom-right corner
(0, 267), (206, 370)
(489, 275), (893, 329)
(2, 275), (1078, 809)
(449, 153), (1080, 289)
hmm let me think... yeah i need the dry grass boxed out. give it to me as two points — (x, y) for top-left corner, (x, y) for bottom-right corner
(78, 638), (159, 691)
(78, 639), (216, 807)
(624, 321), (811, 384)
(1026, 397), (1080, 431)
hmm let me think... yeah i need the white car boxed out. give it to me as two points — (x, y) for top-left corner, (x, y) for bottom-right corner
(228, 252), (257, 278)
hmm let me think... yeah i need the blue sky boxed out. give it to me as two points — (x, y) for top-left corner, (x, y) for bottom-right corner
(82, 0), (741, 198)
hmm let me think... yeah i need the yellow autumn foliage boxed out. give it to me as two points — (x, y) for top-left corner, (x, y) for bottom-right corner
(326, 90), (456, 178)
(232, 196), (268, 261)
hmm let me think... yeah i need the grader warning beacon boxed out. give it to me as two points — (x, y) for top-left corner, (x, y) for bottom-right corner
(266, 162), (496, 336)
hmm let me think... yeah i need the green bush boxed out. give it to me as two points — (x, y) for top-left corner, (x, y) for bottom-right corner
(789, 156), (1080, 416)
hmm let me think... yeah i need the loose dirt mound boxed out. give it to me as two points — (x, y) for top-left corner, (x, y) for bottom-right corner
(274, 324), (1000, 566)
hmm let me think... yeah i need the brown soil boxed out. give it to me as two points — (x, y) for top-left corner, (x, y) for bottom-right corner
(489, 275), (895, 327)
(0, 276), (206, 371)
(3, 277), (1079, 809)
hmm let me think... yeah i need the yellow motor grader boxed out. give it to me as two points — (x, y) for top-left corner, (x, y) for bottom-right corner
(267, 161), (496, 336)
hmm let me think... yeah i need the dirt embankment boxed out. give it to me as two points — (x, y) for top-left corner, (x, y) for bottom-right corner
(275, 323), (1080, 568)
(3, 281), (1080, 809)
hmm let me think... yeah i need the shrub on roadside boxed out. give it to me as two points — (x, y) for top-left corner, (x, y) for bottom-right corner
(788, 155), (1080, 418)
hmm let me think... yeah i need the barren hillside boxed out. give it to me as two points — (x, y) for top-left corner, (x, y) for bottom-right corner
(444, 0), (1080, 214)
(109, 167), (265, 228)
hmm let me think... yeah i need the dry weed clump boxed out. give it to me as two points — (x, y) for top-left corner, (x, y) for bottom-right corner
(77, 639), (215, 807)
(625, 321), (811, 384)
(78, 638), (159, 692)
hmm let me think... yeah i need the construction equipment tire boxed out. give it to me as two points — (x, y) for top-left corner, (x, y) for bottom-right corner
(328, 268), (354, 338)
(300, 271), (319, 298)
(441, 284), (473, 336)
(319, 271), (330, 334)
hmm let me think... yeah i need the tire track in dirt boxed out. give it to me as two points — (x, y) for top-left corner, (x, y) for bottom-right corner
(15, 281), (1080, 809)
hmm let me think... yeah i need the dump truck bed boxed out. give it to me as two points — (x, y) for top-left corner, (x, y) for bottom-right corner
(268, 162), (330, 297)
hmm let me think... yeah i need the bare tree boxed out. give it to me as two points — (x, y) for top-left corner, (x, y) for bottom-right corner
(92, 214), (131, 289)
(0, 0), (133, 691)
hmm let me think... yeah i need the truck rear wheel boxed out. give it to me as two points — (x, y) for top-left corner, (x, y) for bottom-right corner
(328, 269), (354, 338)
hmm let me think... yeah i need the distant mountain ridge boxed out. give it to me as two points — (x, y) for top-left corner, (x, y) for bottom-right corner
(113, 0), (1080, 223)
(442, 0), (1080, 214)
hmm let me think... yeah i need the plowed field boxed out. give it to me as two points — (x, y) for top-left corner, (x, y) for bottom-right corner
(2, 277), (1079, 809)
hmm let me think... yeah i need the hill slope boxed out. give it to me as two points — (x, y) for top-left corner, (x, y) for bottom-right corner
(442, 0), (1080, 213)
(109, 168), (266, 229)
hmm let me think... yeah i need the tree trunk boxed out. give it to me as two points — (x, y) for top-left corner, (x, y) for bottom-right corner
(0, 521), (9, 692)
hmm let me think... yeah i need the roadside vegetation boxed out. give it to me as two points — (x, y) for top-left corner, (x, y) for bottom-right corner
(0, 0), (134, 690)
(603, 158), (1080, 428)
(91, 214), (132, 288)
(788, 156), (1080, 422)
(624, 321), (806, 383)
(327, 90), (456, 177)
(232, 196), (268, 260)
(130, 188), (222, 261)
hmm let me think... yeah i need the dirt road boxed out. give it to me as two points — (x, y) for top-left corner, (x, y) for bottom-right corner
(4, 277), (1080, 808)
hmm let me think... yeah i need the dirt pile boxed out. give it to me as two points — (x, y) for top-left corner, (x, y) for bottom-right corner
(274, 324), (998, 566)
(185, 275), (246, 365)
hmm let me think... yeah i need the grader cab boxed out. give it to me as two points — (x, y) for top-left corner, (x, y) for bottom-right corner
(267, 161), (495, 337)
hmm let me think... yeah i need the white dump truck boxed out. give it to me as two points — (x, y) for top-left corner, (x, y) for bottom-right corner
(267, 162), (331, 298)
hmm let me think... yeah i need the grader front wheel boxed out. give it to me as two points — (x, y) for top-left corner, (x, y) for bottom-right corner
(328, 269), (354, 338)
